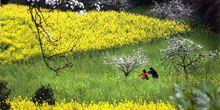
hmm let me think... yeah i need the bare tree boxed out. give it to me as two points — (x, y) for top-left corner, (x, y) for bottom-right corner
(104, 48), (148, 77)
(26, 0), (91, 74)
(26, 0), (103, 74)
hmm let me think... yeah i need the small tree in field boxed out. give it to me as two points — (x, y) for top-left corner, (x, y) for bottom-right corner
(104, 48), (148, 77)
(161, 36), (219, 83)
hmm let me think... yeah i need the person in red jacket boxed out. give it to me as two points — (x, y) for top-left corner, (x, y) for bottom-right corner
(139, 69), (149, 80)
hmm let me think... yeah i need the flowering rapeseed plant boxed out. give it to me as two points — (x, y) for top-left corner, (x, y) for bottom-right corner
(0, 4), (191, 63)
(9, 98), (176, 110)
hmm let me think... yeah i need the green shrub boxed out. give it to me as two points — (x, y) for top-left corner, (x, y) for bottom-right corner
(170, 83), (220, 110)
(32, 85), (55, 105)
(0, 80), (10, 110)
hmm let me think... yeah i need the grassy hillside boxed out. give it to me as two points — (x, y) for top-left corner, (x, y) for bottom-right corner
(0, 4), (219, 109)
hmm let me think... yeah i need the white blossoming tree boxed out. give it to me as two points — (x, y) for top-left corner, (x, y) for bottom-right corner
(104, 48), (148, 77)
(150, 0), (192, 22)
(161, 36), (219, 83)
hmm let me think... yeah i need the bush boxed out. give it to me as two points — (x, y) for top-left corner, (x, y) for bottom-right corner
(0, 41), (10, 52)
(170, 83), (220, 110)
(32, 85), (55, 105)
(0, 80), (10, 110)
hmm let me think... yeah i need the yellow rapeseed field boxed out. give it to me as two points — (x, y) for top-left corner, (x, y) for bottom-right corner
(0, 4), (190, 63)
(9, 98), (176, 110)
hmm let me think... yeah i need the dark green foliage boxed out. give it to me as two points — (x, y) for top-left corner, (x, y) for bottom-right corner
(1, 0), (9, 4)
(131, 0), (151, 6)
(0, 80), (10, 110)
(171, 83), (220, 110)
(189, 0), (220, 33)
(0, 42), (10, 52)
(0, 102), (10, 110)
(32, 85), (56, 105)
(7, 0), (27, 4)
(132, 0), (167, 6)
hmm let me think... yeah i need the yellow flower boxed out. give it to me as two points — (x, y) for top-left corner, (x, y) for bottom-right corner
(9, 98), (176, 110)
(0, 4), (191, 63)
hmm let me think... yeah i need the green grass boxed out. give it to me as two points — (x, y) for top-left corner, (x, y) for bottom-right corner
(0, 39), (172, 102)
(0, 29), (219, 103)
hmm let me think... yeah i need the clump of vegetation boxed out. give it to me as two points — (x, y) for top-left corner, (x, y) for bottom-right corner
(170, 83), (220, 110)
(32, 85), (55, 105)
(104, 48), (148, 77)
(0, 41), (10, 52)
(0, 80), (10, 110)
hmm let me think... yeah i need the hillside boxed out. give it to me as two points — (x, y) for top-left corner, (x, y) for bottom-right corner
(0, 4), (219, 110)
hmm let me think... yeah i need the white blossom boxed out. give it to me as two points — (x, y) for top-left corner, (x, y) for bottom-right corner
(161, 35), (219, 81)
(104, 48), (148, 77)
(76, 10), (86, 16)
(150, 0), (192, 22)
(27, 0), (102, 16)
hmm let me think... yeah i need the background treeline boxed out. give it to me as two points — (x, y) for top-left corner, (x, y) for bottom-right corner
(1, 0), (220, 34)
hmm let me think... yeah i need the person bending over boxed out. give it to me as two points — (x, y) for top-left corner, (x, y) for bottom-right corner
(147, 67), (159, 79)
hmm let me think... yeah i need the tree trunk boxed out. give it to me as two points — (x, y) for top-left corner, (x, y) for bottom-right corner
(176, 68), (180, 84)
(124, 72), (129, 77)
(183, 66), (188, 84)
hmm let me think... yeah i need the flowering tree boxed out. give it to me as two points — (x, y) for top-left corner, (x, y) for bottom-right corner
(161, 36), (219, 83)
(104, 48), (148, 77)
(150, 0), (192, 22)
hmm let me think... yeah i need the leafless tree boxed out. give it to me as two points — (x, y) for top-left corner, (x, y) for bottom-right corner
(26, 0), (91, 74)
